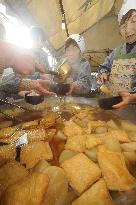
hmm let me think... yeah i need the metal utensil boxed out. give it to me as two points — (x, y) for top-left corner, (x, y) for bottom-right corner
(0, 98), (33, 112)
(57, 59), (71, 83)
(0, 109), (23, 123)
(0, 98), (42, 121)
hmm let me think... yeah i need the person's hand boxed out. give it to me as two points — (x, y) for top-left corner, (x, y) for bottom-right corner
(30, 79), (56, 96)
(18, 91), (30, 98)
(35, 62), (48, 74)
(13, 54), (37, 76)
(14, 56), (49, 76)
(112, 91), (136, 110)
(100, 73), (108, 84)
(65, 84), (76, 96)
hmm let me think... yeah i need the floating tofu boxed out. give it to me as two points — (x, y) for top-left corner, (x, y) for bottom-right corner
(0, 126), (17, 139)
(0, 172), (49, 205)
(98, 145), (136, 191)
(87, 120), (107, 133)
(121, 142), (136, 152)
(65, 135), (86, 152)
(40, 113), (57, 129)
(72, 179), (115, 205)
(0, 130), (24, 144)
(20, 141), (53, 169)
(0, 144), (16, 166)
(73, 117), (87, 128)
(121, 120), (136, 132)
(42, 166), (68, 205)
(127, 131), (136, 142)
(63, 121), (83, 137)
(86, 134), (103, 149)
(85, 148), (98, 162)
(59, 150), (78, 165)
(107, 120), (119, 129)
(124, 152), (136, 162)
(61, 153), (101, 194)
(46, 129), (56, 141)
(33, 160), (51, 172)
(104, 137), (122, 152)
(27, 129), (47, 143)
(107, 129), (130, 143)
(0, 161), (28, 197)
(22, 120), (39, 130)
(75, 109), (90, 119)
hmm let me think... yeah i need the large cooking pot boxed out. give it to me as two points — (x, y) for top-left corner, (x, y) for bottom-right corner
(0, 96), (135, 122)
(0, 96), (136, 205)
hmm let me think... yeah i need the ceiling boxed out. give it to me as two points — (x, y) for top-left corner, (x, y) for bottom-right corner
(2, 0), (123, 71)
(24, 0), (123, 50)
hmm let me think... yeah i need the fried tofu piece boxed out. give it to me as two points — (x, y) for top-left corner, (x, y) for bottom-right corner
(56, 130), (67, 140)
(0, 130), (24, 144)
(40, 113), (57, 129)
(107, 120), (119, 129)
(20, 142), (53, 169)
(97, 129), (130, 143)
(27, 128), (56, 143)
(33, 160), (51, 172)
(72, 179), (115, 205)
(107, 129), (130, 143)
(98, 145), (136, 191)
(65, 135), (86, 152)
(104, 137), (122, 152)
(46, 129), (56, 141)
(22, 120), (39, 130)
(86, 134), (103, 149)
(85, 148), (98, 162)
(75, 109), (90, 119)
(124, 152), (136, 162)
(42, 166), (69, 205)
(127, 131), (136, 142)
(59, 150), (78, 165)
(27, 129), (47, 143)
(0, 172), (49, 205)
(63, 121), (83, 137)
(0, 161), (28, 197)
(0, 144), (16, 166)
(0, 126), (17, 139)
(61, 153), (101, 194)
(121, 142), (136, 152)
(73, 117), (87, 128)
(87, 120), (107, 134)
(121, 120), (136, 132)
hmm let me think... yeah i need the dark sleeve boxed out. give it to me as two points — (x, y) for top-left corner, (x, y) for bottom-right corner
(73, 61), (92, 94)
(0, 73), (21, 94)
(99, 50), (115, 74)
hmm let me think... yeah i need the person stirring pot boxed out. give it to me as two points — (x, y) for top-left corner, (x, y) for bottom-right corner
(99, 0), (136, 109)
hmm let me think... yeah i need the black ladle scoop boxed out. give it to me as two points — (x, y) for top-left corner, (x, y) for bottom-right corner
(98, 92), (136, 110)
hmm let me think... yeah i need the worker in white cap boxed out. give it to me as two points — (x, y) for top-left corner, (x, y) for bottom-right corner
(99, 0), (136, 109)
(57, 34), (92, 96)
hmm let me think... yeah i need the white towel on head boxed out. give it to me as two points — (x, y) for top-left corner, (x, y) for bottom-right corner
(66, 34), (85, 53)
(118, 0), (136, 24)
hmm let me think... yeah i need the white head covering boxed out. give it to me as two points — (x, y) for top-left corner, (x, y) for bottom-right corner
(118, 0), (136, 24)
(66, 34), (85, 53)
